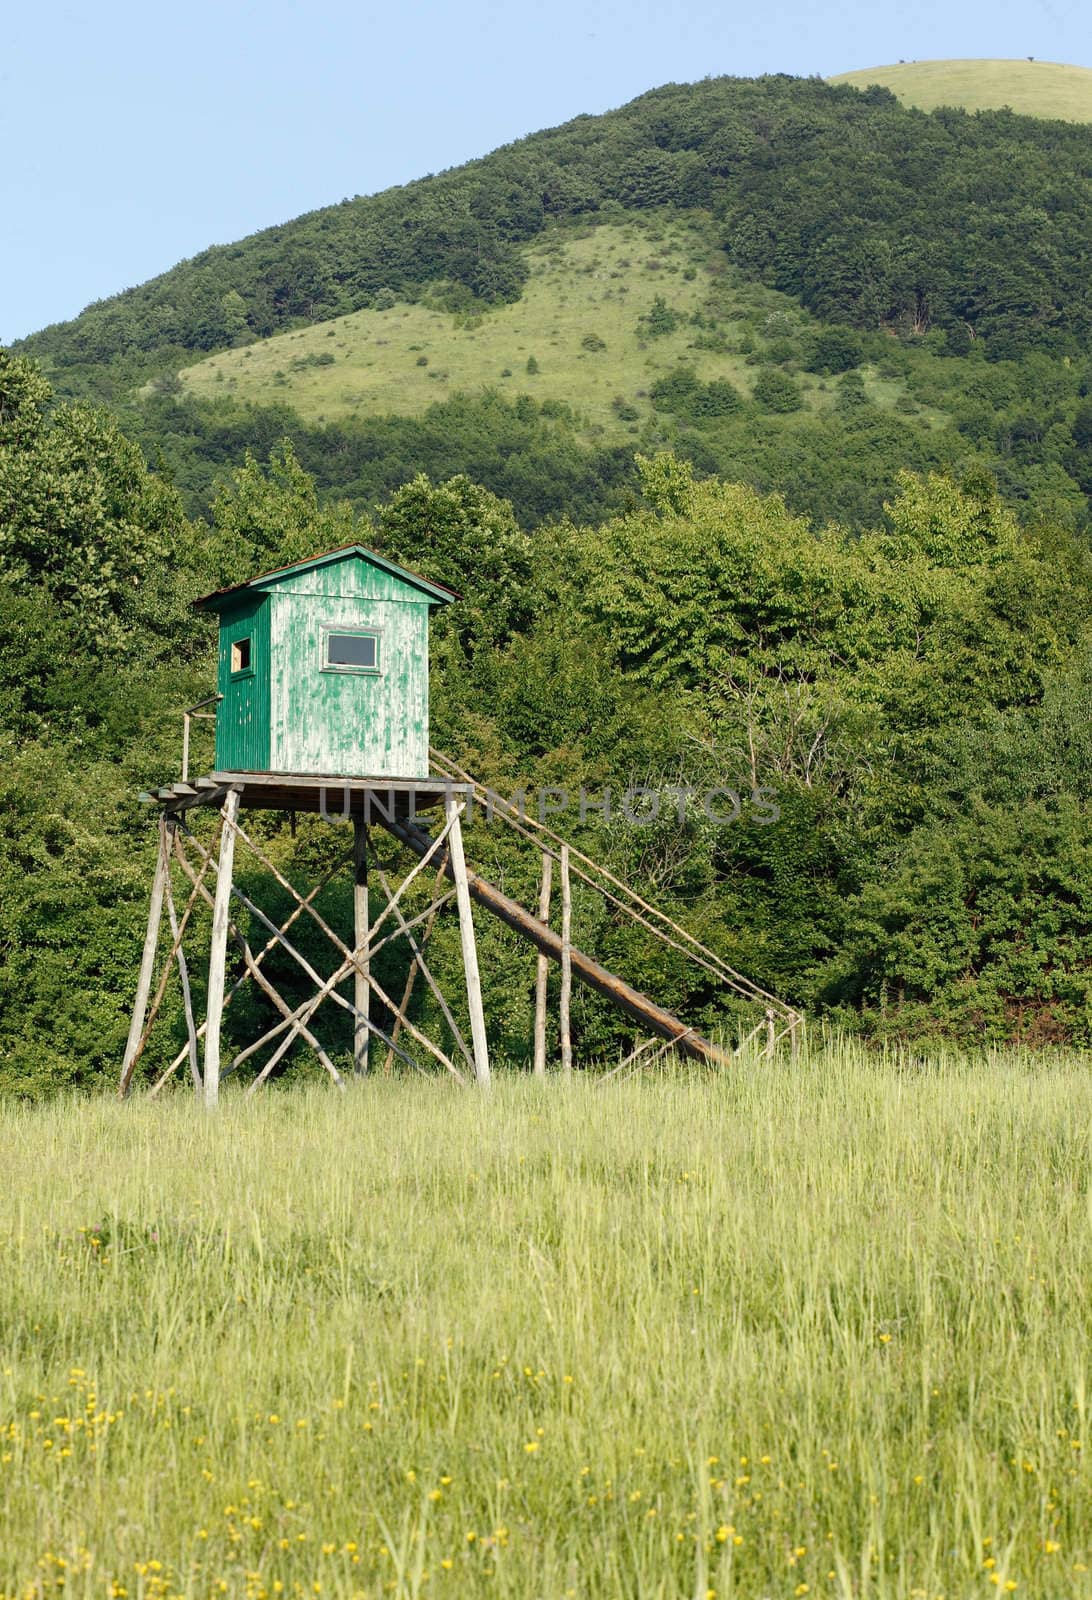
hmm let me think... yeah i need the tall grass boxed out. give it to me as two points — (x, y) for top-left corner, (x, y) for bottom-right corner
(2, 1043), (1090, 1598)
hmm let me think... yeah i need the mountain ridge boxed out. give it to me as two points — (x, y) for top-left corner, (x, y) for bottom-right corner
(13, 70), (1092, 535)
(18, 71), (1092, 386)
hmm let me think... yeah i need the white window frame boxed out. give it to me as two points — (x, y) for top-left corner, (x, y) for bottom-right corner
(320, 623), (383, 676)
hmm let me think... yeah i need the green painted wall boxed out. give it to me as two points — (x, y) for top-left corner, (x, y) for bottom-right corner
(212, 553), (437, 778)
(214, 597), (271, 771)
(269, 593), (429, 776)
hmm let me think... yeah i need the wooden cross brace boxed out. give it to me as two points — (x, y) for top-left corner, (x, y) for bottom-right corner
(119, 797), (485, 1099)
(140, 833), (356, 1098)
(180, 807), (470, 1095)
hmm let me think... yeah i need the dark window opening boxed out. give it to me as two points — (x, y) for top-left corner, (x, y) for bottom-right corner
(231, 637), (252, 673)
(325, 630), (379, 671)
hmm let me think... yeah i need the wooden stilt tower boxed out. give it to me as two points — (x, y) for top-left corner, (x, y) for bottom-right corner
(120, 545), (801, 1101)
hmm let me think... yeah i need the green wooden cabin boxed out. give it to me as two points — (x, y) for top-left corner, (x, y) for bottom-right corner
(194, 546), (454, 778)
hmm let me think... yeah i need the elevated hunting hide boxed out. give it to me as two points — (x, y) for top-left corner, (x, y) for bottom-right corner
(194, 546), (454, 778)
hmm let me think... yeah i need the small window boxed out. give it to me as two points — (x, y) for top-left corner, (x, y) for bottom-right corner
(323, 627), (380, 673)
(231, 636), (252, 673)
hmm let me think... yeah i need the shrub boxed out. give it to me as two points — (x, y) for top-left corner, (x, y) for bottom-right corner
(836, 371), (868, 409)
(693, 330), (729, 354)
(639, 296), (682, 338)
(752, 368), (803, 412)
(650, 366), (701, 413)
(807, 325), (865, 375)
(692, 378), (743, 417)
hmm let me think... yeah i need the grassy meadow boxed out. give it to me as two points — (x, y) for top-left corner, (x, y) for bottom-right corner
(2, 1045), (1090, 1599)
(830, 60), (1092, 122)
(177, 218), (919, 439)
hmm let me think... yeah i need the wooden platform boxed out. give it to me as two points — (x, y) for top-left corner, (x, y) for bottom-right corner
(140, 771), (468, 818)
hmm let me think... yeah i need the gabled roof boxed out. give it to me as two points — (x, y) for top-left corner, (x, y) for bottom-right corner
(192, 544), (459, 611)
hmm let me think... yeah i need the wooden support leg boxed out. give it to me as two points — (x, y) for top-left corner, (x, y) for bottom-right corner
(560, 843), (573, 1076)
(352, 818), (370, 1076)
(203, 790), (240, 1109)
(119, 816), (170, 1098)
(446, 797), (490, 1087)
(532, 851), (553, 1078)
(382, 861), (446, 1076)
(163, 830), (201, 1093)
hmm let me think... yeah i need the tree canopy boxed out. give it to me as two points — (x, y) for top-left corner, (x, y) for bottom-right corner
(2, 371), (1090, 1097)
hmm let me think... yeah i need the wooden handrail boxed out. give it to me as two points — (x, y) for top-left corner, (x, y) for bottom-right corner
(181, 694), (221, 782)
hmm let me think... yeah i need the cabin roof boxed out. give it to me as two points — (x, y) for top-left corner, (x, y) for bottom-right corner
(192, 544), (459, 612)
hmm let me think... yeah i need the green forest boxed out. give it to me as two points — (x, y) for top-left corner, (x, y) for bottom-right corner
(3, 71), (1092, 1092)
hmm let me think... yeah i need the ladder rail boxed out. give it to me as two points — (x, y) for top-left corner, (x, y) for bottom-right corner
(429, 747), (800, 1026)
(378, 811), (731, 1066)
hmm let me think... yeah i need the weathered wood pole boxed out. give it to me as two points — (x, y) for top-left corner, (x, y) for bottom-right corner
(765, 1007), (776, 1058)
(445, 796), (490, 1086)
(118, 815), (170, 1098)
(382, 862), (445, 1075)
(203, 789), (240, 1109)
(352, 817), (370, 1075)
(560, 844), (573, 1075)
(163, 834), (201, 1093)
(532, 851), (553, 1078)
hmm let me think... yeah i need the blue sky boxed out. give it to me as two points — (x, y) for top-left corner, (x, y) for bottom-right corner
(3, 0), (1088, 341)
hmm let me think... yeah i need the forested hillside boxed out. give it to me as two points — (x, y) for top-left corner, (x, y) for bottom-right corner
(21, 74), (1092, 371)
(15, 74), (1092, 534)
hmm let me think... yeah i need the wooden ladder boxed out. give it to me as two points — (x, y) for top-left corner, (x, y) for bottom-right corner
(369, 751), (804, 1065)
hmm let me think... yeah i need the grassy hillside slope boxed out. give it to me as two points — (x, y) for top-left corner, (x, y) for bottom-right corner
(831, 58), (1092, 120)
(178, 217), (922, 439)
